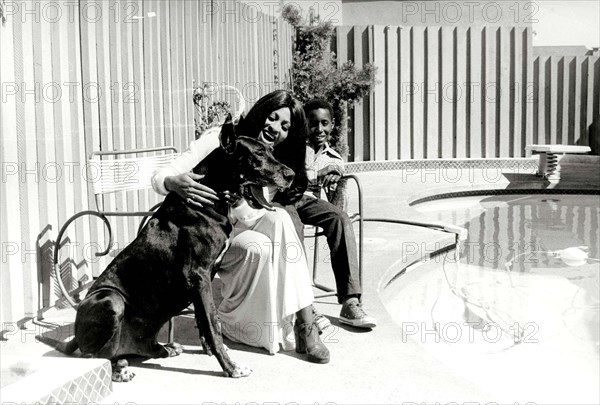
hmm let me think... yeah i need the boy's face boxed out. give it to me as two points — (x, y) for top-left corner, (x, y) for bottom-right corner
(307, 108), (334, 149)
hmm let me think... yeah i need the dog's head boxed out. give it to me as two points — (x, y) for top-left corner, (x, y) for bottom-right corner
(219, 115), (294, 210)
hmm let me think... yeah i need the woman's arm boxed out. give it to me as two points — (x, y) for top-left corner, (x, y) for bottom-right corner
(151, 127), (221, 207)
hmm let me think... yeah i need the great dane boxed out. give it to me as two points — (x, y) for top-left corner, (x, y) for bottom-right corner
(39, 120), (294, 381)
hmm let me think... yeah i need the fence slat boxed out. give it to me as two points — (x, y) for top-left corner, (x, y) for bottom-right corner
(567, 56), (578, 145)
(353, 26), (367, 161)
(455, 26), (467, 158)
(440, 26), (454, 158)
(470, 27), (483, 158)
(484, 26), (496, 157)
(425, 26), (439, 158)
(498, 26), (511, 157)
(399, 26), (411, 160)
(385, 26), (399, 160)
(511, 27), (522, 157)
(372, 26), (386, 160)
(37, 3), (62, 292)
(412, 27), (425, 159)
(79, 0), (103, 278)
(523, 27), (533, 153)
(549, 56), (559, 144)
(1, 8), (26, 323)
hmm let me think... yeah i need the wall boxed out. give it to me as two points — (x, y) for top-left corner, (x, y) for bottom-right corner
(0, 0), (294, 325)
(532, 1), (599, 49)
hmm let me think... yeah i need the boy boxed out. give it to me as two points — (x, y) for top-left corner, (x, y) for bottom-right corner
(289, 98), (377, 330)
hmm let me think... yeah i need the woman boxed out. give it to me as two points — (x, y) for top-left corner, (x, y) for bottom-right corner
(151, 90), (329, 363)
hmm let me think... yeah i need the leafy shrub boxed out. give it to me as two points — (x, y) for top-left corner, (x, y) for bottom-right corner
(283, 5), (378, 159)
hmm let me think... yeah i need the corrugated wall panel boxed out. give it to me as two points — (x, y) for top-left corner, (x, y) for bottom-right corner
(335, 25), (596, 161)
(1, 0), (294, 323)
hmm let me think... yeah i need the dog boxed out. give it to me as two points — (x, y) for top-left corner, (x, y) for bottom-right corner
(38, 120), (294, 381)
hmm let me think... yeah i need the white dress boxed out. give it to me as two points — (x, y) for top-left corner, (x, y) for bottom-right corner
(152, 128), (314, 354)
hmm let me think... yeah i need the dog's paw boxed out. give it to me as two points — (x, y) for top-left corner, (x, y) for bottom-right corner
(224, 362), (252, 378)
(112, 368), (136, 382)
(164, 342), (183, 357)
(112, 359), (136, 382)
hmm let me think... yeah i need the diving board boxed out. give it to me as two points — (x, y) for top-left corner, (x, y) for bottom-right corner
(526, 144), (591, 180)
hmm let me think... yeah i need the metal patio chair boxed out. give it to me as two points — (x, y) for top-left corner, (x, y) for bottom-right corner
(305, 174), (364, 298)
(52, 146), (179, 307)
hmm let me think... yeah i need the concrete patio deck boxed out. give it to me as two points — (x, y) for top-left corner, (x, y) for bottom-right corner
(2, 155), (598, 404)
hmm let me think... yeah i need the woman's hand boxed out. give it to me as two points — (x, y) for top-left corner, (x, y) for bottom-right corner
(164, 173), (219, 209)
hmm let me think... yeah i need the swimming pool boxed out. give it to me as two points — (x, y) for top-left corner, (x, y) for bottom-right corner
(382, 193), (599, 403)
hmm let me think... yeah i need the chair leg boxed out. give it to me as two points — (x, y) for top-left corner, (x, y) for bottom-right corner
(312, 235), (337, 298)
(168, 317), (175, 343)
(312, 236), (319, 283)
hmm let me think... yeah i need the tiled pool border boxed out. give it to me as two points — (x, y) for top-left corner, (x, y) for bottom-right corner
(346, 157), (539, 173)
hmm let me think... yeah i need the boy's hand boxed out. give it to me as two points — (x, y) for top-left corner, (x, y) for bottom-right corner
(322, 173), (341, 189)
(164, 173), (219, 209)
(317, 164), (343, 189)
(221, 190), (243, 207)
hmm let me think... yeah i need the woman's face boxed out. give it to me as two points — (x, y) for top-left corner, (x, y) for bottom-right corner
(258, 107), (291, 147)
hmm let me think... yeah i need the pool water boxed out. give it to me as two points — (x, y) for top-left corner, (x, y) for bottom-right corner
(415, 194), (599, 271)
(383, 194), (599, 403)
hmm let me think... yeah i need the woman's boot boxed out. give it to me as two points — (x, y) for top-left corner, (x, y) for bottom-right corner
(294, 306), (330, 364)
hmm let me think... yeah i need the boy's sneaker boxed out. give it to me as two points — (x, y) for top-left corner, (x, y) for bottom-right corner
(312, 305), (332, 333)
(339, 298), (377, 329)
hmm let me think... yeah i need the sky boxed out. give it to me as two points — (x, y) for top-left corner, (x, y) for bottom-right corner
(532, 1), (600, 48)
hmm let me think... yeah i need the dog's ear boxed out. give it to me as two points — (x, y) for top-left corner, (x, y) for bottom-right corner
(219, 113), (237, 155)
(234, 113), (246, 129)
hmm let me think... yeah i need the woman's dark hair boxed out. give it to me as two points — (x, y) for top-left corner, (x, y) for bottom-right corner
(237, 90), (308, 204)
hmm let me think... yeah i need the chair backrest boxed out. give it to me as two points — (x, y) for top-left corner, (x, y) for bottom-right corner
(89, 146), (179, 209)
